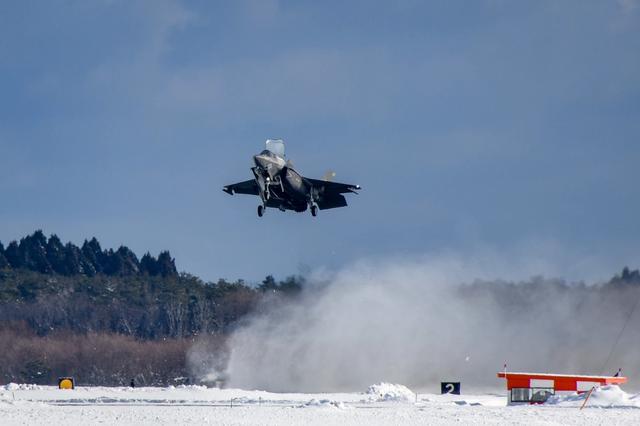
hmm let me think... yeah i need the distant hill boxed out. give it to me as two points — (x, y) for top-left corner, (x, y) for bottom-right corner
(0, 231), (303, 339)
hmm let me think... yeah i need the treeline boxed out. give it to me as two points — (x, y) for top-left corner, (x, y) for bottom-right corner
(0, 231), (302, 339)
(0, 269), (302, 340)
(460, 266), (640, 303)
(0, 230), (177, 277)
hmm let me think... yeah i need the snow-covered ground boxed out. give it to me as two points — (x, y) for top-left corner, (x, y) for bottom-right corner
(2, 383), (640, 425)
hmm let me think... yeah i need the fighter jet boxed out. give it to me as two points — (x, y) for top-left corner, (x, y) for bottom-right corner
(223, 139), (361, 217)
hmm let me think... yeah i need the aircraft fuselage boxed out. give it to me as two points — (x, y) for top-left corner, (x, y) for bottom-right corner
(252, 150), (310, 212)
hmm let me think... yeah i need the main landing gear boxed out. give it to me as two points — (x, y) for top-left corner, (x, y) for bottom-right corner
(257, 205), (265, 217)
(310, 204), (318, 217)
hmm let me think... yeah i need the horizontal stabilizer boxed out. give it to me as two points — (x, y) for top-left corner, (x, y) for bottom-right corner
(317, 194), (348, 210)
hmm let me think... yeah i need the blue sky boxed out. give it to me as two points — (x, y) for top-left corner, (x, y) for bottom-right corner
(1, 0), (639, 282)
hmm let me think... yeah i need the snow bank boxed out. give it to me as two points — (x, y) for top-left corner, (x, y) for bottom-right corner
(2, 383), (43, 391)
(301, 399), (346, 409)
(162, 385), (208, 391)
(365, 383), (415, 402)
(546, 385), (640, 408)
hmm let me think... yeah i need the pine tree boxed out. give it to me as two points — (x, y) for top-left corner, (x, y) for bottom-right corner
(4, 241), (22, 268)
(81, 238), (103, 275)
(0, 242), (9, 269)
(140, 252), (159, 276)
(101, 248), (117, 275)
(63, 243), (86, 275)
(156, 251), (178, 277)
(19, 231), (52, 273)
(618, 266), (640, 285)
(46, 234), (67, 274)
(1, 232), (180, 278)
(116, 246), (140, 275)
(103, 247), (140, 276)
(259, 275), (278, 291)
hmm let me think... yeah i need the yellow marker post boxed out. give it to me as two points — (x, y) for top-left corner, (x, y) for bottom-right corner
(58, 377), (74, 390)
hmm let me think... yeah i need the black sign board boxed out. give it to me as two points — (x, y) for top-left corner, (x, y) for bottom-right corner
(441, 382), (461, 395)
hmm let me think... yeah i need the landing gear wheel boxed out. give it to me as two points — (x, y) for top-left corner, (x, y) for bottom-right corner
(310, 205), (318, 217)
(257, 205), (264, 217)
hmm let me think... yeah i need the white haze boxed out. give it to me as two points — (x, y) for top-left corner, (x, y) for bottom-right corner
(210, 253), (640, 392)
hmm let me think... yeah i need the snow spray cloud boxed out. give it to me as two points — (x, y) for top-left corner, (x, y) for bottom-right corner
(221, 253), (640, 392)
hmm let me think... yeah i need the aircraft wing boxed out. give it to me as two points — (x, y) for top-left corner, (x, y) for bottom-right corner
(306, 178), (361, 194)
(306, 178), (361, 210)
(223, 180), (259, 195)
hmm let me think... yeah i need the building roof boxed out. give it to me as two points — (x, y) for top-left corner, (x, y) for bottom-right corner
(497, 371), (627, 385)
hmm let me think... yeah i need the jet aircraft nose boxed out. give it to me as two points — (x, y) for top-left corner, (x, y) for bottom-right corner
(253, 154), (270, 169)
(253, 151), (286, 179)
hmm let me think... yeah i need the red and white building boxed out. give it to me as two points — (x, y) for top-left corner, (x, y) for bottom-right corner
(497, 371), (627, 404)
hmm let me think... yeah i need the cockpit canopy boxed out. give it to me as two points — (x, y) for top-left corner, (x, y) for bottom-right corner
(265, 139), (285, 158)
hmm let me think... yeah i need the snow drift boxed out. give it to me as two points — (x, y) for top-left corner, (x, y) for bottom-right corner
(546, 385), (640, 408)
(366, 383), (416, 402)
